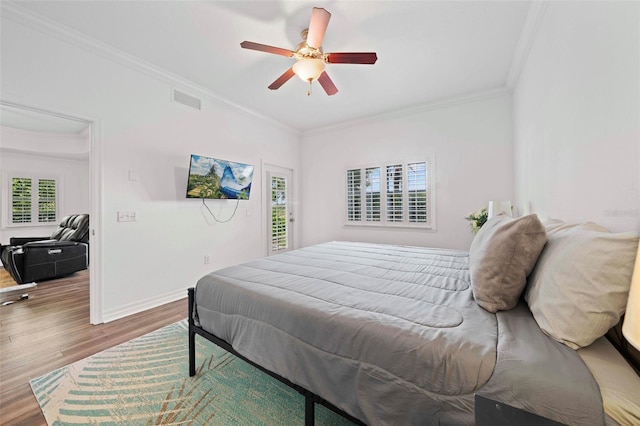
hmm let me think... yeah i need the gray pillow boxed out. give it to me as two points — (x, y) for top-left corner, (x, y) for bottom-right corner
(469, 213), (547, 313)
(525, 221), (639, 349)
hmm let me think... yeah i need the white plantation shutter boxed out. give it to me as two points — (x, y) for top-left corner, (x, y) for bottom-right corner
(8, 175), (58, 226)
(346, 159), (433, 228)
(365, 167), (381, 222)
(386, 164), (403, 222)
(408, 162), (428, 223)
(11, 177), (32, 224)
(38, 179), (57, 223)
(346, 169), (362, 221)
(271, 175), (288, 252)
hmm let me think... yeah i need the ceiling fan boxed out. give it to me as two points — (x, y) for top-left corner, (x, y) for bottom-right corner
(240, 7), (378, 96)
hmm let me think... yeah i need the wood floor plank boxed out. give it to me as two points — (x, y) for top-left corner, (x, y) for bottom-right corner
(0, 269), (187, 425)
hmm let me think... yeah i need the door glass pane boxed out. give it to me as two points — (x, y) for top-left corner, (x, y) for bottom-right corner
(271, 176), (288, 252)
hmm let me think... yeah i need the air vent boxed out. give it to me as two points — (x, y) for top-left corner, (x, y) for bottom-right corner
(172, 89), (201, 110)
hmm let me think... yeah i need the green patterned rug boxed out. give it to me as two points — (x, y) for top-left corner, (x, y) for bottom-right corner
(30, 320), (355, 425)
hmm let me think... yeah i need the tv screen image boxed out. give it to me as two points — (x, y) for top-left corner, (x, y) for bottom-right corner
(186, 154), (254, 200)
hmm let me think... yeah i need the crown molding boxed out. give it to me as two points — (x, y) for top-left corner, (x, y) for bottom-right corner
(1, 125), (90, 159)
(1, 2), (301, 137)
(506, 1), (549, 89)
(1, 146), (89, 161)
(0, 124), (87, 141)
(302, 87), (512, 137)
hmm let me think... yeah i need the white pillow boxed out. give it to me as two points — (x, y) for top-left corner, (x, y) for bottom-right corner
(543, 219), (609, 233)
(525, 221), (639, 349)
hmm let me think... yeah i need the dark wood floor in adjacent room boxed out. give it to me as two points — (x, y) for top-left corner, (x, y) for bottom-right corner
(0, 270), (187, 425)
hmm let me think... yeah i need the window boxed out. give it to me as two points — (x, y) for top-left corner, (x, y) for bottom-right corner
(38, 179), (57, 223)
(407, 162), (428, 223)
(386, 164), (403, 223)
(8, 175), (59, 226)
(365, 167), (381, 222)
(346, 169), (362, 221)
(346, 159), (433, 228)
(11, 177), (32, 224)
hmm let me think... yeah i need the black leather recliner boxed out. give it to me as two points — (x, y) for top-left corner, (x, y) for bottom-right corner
(1, 214), (89, 284)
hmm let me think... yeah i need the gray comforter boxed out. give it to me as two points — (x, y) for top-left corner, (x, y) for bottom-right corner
(194, 241), (604, 425)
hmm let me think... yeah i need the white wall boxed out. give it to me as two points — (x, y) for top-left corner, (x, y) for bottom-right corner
(1, 14), (301, 321)
(299, 92), (514, 250)
(513, 1), (640, 233)
(0, 127), (90, 242)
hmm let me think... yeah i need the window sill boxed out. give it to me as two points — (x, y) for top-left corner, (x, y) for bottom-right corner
(343, 222), (436, 232)
(4, 222), (58, 228)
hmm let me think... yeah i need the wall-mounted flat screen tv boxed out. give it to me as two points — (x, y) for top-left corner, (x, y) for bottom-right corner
(186, 154), (254, 200)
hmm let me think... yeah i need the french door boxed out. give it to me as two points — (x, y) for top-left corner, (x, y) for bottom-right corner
(266, 168), (293, 256)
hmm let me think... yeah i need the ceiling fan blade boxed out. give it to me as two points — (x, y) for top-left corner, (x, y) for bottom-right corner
(240, 41), (294, 57)
(268, 68), (295, 90)
(306, 7), (331, 49)
(326, 52), (378, 64)
(318, 71), (338, 96)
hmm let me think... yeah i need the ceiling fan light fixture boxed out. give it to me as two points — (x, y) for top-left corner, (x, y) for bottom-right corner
(240, 6), (375, 96)
(292, 58), (325, 82)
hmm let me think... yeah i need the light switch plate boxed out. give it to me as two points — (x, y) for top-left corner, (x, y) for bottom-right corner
(117, 211), (136, 222)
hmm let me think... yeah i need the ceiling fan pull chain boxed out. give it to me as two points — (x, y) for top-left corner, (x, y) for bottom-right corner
(307, 80), (312, 96)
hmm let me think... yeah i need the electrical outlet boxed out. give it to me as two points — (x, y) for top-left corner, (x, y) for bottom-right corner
(204, 255), (210, 265)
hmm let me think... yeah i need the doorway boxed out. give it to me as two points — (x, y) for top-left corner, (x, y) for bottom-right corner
(265, 166), (293, 256)
(0, 101), (101, 323)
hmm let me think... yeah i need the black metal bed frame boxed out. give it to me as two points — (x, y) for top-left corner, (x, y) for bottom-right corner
(188, 287), (366, 426)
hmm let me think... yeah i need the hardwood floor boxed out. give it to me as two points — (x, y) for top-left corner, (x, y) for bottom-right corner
(0, 269), (187, 425)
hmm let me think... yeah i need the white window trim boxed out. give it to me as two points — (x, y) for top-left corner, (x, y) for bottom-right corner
(344, 156), (436, 230)
(3, 172), (63, 228)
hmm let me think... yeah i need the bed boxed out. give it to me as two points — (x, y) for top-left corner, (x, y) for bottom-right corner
(188, 214), (640, 425)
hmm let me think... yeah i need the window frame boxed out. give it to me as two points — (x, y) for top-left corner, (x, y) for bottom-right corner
(345, 157), (435, 230)
(5, 172), (61, 228)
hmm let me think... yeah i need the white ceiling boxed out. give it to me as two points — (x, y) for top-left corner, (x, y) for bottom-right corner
(6, 1), (532, 133)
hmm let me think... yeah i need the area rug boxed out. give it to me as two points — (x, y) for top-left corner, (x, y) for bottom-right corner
(30, 320), (354, 425)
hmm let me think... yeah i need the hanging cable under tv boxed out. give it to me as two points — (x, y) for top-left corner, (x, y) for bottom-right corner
(201, 197), (240, 223)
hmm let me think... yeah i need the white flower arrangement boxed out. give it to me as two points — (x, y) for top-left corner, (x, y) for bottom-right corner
(465, 207), (488, 234)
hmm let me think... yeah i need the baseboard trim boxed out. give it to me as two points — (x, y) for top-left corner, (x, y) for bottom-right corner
(101, 287), (187, 323)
